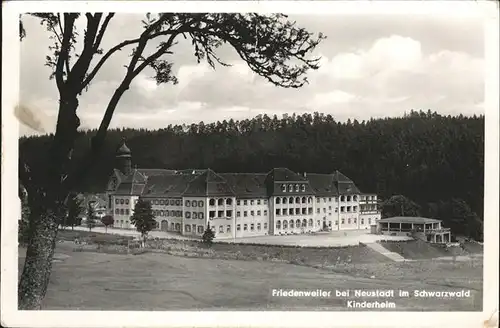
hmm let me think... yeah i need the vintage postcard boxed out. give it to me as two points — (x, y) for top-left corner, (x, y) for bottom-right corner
(1, 1), (499, 327)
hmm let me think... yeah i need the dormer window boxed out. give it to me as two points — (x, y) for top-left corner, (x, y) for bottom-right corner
(295, 184), (299, 192)
(281, 184), (286, 192)
(301, 184), (306, 192)
(288, 184), (293, 192)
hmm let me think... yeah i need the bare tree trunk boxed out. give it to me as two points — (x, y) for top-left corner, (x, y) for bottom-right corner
(18, 206), (59, 310)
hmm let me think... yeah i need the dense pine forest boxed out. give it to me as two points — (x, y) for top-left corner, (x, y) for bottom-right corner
(20, 110), (484, 239)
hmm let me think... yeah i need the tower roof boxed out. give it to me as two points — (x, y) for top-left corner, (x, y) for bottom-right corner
(117, 139), (131, 156)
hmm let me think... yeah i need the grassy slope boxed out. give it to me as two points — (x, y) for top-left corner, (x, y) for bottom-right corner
(378, 240), (482, 259)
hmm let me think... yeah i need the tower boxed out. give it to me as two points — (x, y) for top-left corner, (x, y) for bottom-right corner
(116, 138), (132, 176)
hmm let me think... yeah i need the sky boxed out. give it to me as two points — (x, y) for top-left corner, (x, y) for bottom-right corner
(19, 12), (485, 136)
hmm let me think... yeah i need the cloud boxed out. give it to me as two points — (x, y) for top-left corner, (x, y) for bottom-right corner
(19, 14), (484, 136)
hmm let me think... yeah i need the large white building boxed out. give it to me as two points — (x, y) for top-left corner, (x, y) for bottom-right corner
(106, 141), (381, 239)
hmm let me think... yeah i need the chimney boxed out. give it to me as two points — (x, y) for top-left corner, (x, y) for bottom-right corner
(303, 172), (307, 178)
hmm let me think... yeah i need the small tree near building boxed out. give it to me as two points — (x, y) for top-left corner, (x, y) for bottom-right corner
(202, 223), (215, 246)
(86, 203), (96, 231)
(66, 194), (84, 231)
(130, 199), (156, 247)
(101, 215), (114, 233)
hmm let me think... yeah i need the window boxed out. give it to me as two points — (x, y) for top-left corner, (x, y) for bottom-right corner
(264, 223), (268, 229)
(218, 199), (223, 206)
(186, 212), (191, 219)
(160, 199), (165, 205)
(317, 208), (320, 214)
(185, 225), (191, 232)
(276, 208), (281, 215)
(218, 210), (224, 217)
(341, 206), (345, 213)
(295, 197), (300, 204)
(171, 223), (175, 230)
(237, 224), (241, 231)
(308, 208), (313, 215)
(185, 200), (190, 207)
(341, 196), (345, 202)
(198, 200), (204, 207)
(198, 226), (204, 234)
(193, 212), (198, 219)
(308, 197), (312, 203)
(257, 210), (261, 216)
(160, 210), (164, 216)
(290, 220), (294, 228)
(347, 206), (351, 212)
(250, 200), (254, 205)
(328, 221), (332, 227)
(301, 184), (306, 192)
(282, 184), (286, 192)
(288, 185), (293, 192)
(323, 198), (326, 203)
(120, 209), (124, 215)
(244, 211), (248, 217)
(308, 219), (313, 227)
(368, 218), (371, 224)
(257, 200), (261, 205)
(244, 224), (248, 231)
(263, 210), (268, 216)
(226, 198), (232, 205)
(227, 225), (231, 232)
(264, 199), (268, 205)
(209, 199), (215, 206)
(289, 197), (294, 204)
(243, 200), (248, 206)
(348, 218), (351, 224)
(209, 211), (216, 218)
(125, 199), (129, 205)
(283, 209), (288, 215)
(257, 223), (261, 230)
(301, 208), (306, 214)
(237, 200), (241, 205)
(166, 210), (170, 217)
(250, 210), (254, 216)
(219, 226), (224, 233)
(155, 200), (160, 205)
(341, 218), (345, 224)
(115, 199), (119, 204)
(295, 184), (299, 192)
(283, 220), (288, 229)
(353, 195), (358, 201)
(237, 211), (241, 217)
(302, 219), (307, 227)
(115, 209), (119, 214)
(199, 212), (204, 219)
(192, 201), (197, 208)
(354, 218), (357, 223)
(276, 197), (281, 205)
(335, 207), (338, 213)
(347, 196), (351, 202)
(361, 219), (364, 224)
(120, 199), (125, 204)
(353, 206), (357, 212)
(282, 197), (287, 204)
(323, 208), (326, 213)
(317, 220), (320, 226)
(302, 197), (306, 204)
(335, 220), (338, 225)
(250, 224), (254, 231)
(276, 220), (281, 229)
(226, 210), (232, 217)
(176, 200), (181, 206)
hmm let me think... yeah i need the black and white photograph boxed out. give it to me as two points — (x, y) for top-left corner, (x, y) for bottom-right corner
(1, 1), (499, 328)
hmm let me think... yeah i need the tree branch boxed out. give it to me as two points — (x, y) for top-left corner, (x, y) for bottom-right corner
(93, 13), (114, 53)
(55, 14), (77, 91)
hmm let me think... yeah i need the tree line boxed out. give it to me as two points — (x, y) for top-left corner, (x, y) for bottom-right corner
(20, 109), (484, 237)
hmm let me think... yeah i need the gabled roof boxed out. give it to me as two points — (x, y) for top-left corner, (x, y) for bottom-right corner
(219, 173), (268, 198)
(182, 169), (236, 197)
(332, 170), (360, 194)
(379, 216), (441, 224)
(142, 174), (193, 197)
(137, 169), (177, 178)
(306, 173), (339, 196)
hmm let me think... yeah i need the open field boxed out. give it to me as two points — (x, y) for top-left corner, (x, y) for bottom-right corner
(71, 226), (411, 246)
(18, 237), (483, 311)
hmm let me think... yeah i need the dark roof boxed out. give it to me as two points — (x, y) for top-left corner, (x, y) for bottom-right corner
(183, 169), (236, 197)
(306, 173), (339, 196)
(110, 167), (363, 198)
(378, 216), (441, 224)
(219, 173), (268, 198)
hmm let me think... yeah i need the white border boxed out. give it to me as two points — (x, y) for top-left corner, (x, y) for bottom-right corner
(2, 1), (499, 328)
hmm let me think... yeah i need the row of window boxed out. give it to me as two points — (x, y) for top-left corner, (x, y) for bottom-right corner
(151, 199), (183, 206)
(159, 221), (182, 231)
(315, 206), (358, 213)
(115, 198), (134, 205)
(276, 196), (313, 205)
(360, 195), (377, 201)
(236, 199), (268, 206)
(185, 212), (205, 219)
(208, 210), (233, 218)
(276, 219), (314, 229)
(115, 208), (130, 215)
(184, 224), (205, 234)
(236, 210), (268, 217)
(236, 222), (268, 231)
(276, 208), (313, 215)
(360, 205), (378, 211)
(281, 184), (307, 193)
(184, 200), (205, 207)
(209, 198), (233, 206)
(153, 210), (184, 217)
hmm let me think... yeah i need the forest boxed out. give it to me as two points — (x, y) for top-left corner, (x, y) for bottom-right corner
(19, 110), (484, 239)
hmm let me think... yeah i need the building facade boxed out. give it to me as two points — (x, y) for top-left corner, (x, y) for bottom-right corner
(106, 141), (382, 239)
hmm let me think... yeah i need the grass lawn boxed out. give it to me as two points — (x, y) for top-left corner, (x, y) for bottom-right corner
(18, 234), (483, 311)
